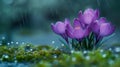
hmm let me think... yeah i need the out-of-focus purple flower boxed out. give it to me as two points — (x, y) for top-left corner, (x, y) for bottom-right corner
(91, 17), (115, 37)
(51, 19), (70, 42)
(78, 8), (99, 25)
(66, 19), (91, 40)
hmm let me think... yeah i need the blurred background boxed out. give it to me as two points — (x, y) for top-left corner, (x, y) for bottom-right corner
(0, 0), (120, 46)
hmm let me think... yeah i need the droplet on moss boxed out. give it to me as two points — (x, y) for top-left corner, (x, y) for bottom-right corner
(72, 57), (76, 62)
(85, 56), (90, 60)
(71, 50), (74, 54)
(83, 51), (88, 54)
(53, 55), (57, 58)
(102, 54), (107, 58)
(2, 54), (9, 59)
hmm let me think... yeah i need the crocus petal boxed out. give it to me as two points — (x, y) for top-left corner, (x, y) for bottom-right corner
(55, 22), (66, 34)
(66, 24), (74, 38)
(51, 22), (66, 34)
(73, 29), (85, 39)
(83, 8), (95, 24)
(51, 23), (58, 34)
(73, 18), (82, 29)
(84, 26), (91, 37)
(100, 23), (115, 36)
(91, 21), (100, 34)
(98, 17), (107, 24)
(94, 9), (99, 20)
(78, 11), (83, 20)
(65, 18), (70, 25)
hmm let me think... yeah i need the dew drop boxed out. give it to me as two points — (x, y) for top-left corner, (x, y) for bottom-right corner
(71, 50), (74, 54)
(53, 55), (57, 58)
(83, 50), (88, 54)
(2, 54), (9, 59)
(72, 57), (76, 62)
(30, 48), (33, 51)
(102, 54), (107, 58)
(85, 56), (90, 60)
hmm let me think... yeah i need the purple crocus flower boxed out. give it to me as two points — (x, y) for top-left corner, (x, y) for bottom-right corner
(66, 18), (91, 40)
(91, 17), (115, 37)
(78, 8), (99, 25)
(51, 19), (70, 43)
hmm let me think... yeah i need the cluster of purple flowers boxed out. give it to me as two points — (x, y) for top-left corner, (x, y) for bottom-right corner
(51, 8), (115, 50)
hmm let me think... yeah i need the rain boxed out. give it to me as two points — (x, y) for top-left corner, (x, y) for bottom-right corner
(0, 0), (120, 67)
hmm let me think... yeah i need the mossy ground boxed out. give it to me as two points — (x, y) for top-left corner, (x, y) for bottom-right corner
(0, 44), (120, 67)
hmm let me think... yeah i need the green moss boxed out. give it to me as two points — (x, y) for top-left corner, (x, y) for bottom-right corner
(0, 44), (120, 67)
